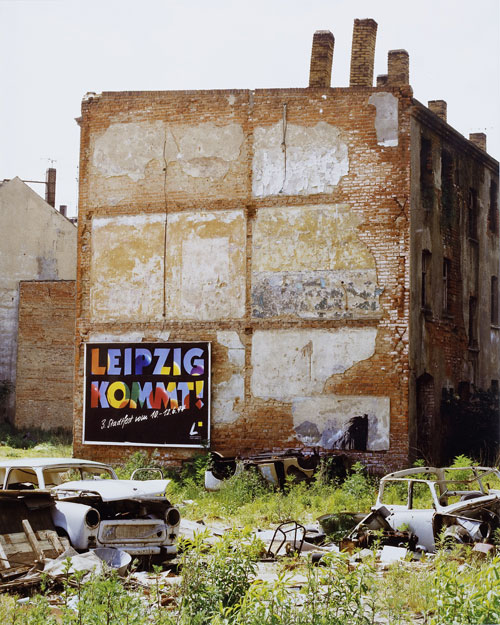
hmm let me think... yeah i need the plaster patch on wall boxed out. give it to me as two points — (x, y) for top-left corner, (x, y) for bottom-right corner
(93, 121), (165, 181)
(90, 214), (164, 322)
(212, 331), (245, 424)
(87, 331), (152, 343)
(253, 270), (380, 318)
(212, 374), (245, 424)
(292, 395), (390, 451)
(252, 121), (348, 196)
(164, 210), (245, 320)
(368, 93), (398, 147)
(251, 328), (377, 399)
(252, 205), (380, 319)
(216, 331), (245, 367)
(92, 121), (244, 183)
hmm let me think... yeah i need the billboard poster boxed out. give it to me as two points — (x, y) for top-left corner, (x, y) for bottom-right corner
(83, 342), (210, 447)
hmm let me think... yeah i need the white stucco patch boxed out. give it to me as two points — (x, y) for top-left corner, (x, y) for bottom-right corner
(368, 93), (398, 147)
(251, 328), (377, 399)
(92, 121), (244, 183)
(217, 331), (245, 367)
(252, 121), (348, 197)
(212, 374), (245, 424)
(164, 210), (246, 321)
(93, 121), (165, 181)
(292, 395), (390, 451)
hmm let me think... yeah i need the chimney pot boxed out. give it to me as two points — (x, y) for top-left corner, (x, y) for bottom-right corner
(387, 49), (409, 85)
(59, 205), (67, 217)
(350, 18), (378, 87)
(428, 100), (447, 122)
(309, 30), (335, 88)
(469, 133), (487, 151)
(45, 168), (56, 208)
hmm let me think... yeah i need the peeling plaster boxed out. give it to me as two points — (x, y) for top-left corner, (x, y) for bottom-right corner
(92, 121), (244, 183)
(252, 205), (380, 319)
(165, 211), (246, 321)
(216, 331), (245, 367)
(292, 395), (390, 450)
(368, 93), (398, 147)
(252, 121), (348, 196)
(93, 121), (165, 182)
(251, 328), (377, 399)
(212, 331), (245, 424)
(90, 214), (164, 322)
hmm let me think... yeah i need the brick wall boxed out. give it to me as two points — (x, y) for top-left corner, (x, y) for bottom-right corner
(74, 82), (413, 473)
(15, 280), (76, 431)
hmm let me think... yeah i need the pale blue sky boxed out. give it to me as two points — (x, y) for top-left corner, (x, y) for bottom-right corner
(1, 0), (498, 217)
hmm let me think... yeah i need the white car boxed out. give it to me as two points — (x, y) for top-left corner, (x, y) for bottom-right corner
(344, 465), (500, 553)
(0, 458), (181, 558)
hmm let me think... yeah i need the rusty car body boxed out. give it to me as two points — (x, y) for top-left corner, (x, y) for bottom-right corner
(0, 458), (180, 559)
(343, 465), (500, 552)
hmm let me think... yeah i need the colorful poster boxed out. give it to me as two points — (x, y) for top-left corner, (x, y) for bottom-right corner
(83, 342), (210, 447)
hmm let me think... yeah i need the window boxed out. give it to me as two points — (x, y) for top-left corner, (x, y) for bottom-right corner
(422, 250), (432, 310)
(468, 296), (478, 348)
(441, 150), (454, 217)
(420, 137), (434, 210)
(442, 258), (451, 315)
(491, 276), (499, 325)
(489, 180), (498, 235)
(468, 188), (478, 240)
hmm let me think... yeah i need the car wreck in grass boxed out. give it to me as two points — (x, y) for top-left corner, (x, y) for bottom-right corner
(341, 466), (500, 553)
(205, 449), (349, 490)
(0, 458), (181, 560)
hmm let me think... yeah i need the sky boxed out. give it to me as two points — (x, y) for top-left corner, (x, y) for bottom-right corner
(0, 0), (498, 218)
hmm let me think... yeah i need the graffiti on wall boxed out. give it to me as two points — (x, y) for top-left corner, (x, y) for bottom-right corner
(84, 342), (210, 447)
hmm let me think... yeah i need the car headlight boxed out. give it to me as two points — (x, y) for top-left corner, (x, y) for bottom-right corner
(165, 507), (180, 527)
(85, 508), (100, 529)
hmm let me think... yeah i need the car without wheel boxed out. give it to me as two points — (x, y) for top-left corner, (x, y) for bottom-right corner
(342, 465), (500, 553)
(0, 457), (180, 559)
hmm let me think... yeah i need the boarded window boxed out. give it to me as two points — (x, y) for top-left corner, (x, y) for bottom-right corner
(491, 276), (499, 325)
(441, 150), (454, 218)
(468, 188), (478, 240)
(442, 258), (451, 315)
(488, 180), (498, 235)
(422, 250), (432, 310)
(420, 137), (434, 210)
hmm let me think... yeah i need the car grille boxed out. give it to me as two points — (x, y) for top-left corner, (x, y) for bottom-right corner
(99, 520), (166, 544)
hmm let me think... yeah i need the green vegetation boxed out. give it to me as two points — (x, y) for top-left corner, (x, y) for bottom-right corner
(0, 438), (499, 623)
(0, 423), (72, 459)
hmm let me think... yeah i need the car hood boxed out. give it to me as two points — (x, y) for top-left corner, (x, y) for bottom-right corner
(53, 479), (171, 501)
(440, 493), (500, 515)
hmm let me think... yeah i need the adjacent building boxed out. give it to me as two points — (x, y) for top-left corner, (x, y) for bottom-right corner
(73, 20), (499, 470)
(0, 176), (77, 426)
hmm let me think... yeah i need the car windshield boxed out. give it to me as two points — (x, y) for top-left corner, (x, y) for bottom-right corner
(43, 465), (114, 487)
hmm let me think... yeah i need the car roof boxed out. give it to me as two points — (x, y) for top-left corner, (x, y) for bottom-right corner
(0, 457), (112, 469)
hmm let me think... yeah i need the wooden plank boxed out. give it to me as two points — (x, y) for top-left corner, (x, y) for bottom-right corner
(22, 520), (44, 562)
(43, 530), (64, 555)
(0, 537), (10, 570)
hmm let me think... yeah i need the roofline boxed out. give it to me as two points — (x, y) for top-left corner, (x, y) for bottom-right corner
(411, 99), (499, 172)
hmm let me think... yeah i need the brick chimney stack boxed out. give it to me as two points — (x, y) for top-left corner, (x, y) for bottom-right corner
(349, 19), (378, 87)
(377, 74), (389, 87)
(387, 49), (409, 85)
(309, 30), (335, 88)
(469, 133), (487, 151)
(45, 168), (56, 208)
(428, 100), (447, 122)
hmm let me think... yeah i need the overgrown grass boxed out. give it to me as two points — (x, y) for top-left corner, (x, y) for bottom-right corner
(168, 459), (378, 528)
(0, 423), (72, 459)
(2, 537), (499, 624)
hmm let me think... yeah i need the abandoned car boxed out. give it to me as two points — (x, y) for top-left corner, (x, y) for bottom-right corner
(342, 465), (500, 553)
(0, 458), (181, 558)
